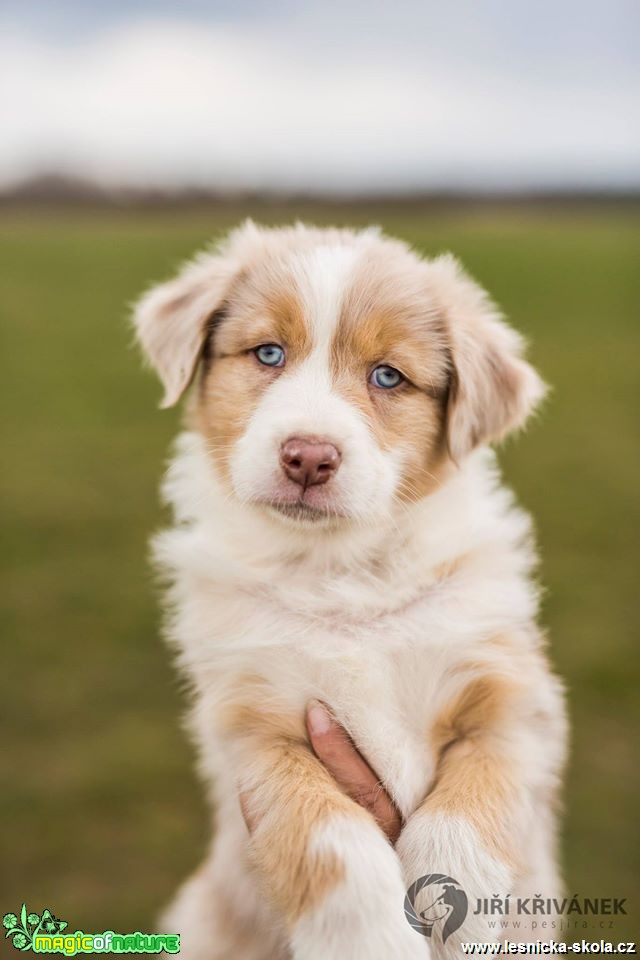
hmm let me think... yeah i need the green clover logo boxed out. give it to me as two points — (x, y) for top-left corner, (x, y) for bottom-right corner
(3, 904), (67, 951)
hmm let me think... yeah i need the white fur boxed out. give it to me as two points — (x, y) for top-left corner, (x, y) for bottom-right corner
(230, 360), (400, 522)
(291, 815), (429, 960)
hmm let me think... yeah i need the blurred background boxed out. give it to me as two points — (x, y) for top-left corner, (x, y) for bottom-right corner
(1, 0), (638, 943)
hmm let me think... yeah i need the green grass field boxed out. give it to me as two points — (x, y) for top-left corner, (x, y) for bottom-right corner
(1, 202), (638, 939)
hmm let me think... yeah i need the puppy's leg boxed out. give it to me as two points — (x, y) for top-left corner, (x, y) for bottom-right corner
(159, 822), (290, 960)
(227, 705), (429, 960)
(396, 665), (566, 953)
(505, 804), (564, 944)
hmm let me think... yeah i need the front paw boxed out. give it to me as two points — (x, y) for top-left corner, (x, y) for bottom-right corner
(291, 908), (429, 960)
(397, 811), (513, 948)
(290, 816), (430, 960)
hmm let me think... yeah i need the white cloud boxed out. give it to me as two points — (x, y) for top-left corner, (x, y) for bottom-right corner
(1, 14), (638, 191)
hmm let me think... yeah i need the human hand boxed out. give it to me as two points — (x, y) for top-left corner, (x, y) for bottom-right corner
(240, 700), (402, 845)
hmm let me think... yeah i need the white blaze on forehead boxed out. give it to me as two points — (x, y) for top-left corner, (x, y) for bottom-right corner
(290, 243), (361, 364)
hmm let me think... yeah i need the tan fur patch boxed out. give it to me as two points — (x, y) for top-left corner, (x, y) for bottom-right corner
(192, 267), (313, 485)
(428, 740), (521, 868)
(215, 272), (312, 362)
(222, 702), (369, 924)
(330, 250), (453, 500)
(431, 674), (513, 753)
(427, 674), (523, 867)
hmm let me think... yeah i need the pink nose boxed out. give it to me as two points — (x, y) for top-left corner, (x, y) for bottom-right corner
(280, 437), (341, 488)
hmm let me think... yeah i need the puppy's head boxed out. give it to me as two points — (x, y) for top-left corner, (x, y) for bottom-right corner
(134, 222), (545, 527)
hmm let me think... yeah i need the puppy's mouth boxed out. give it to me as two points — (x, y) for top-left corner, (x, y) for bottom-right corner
(247, 472), (351, 525)
(259, 493), (347, 524)
(265, 499), (346, 523)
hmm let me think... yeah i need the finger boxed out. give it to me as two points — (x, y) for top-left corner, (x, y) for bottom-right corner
(306, 701), (402, 844)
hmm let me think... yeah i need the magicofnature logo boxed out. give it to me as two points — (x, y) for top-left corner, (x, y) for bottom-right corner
(3, 905), (179, 955)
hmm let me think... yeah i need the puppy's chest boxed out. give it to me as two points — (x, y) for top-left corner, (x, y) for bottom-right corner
(305, 642), (443, 816)
(188, 583), (469, 815)
(254, 615), (443, 816)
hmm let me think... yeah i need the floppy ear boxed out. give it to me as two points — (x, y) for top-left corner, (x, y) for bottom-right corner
(428, 255), (547, 460)
(132, 250), (240, 408)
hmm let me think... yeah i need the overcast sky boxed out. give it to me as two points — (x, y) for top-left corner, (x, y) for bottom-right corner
(1, 0), (638, 193)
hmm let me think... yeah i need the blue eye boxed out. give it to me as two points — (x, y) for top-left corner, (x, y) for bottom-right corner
(255, 343), (285, 367)
(370, 365), (404, 389)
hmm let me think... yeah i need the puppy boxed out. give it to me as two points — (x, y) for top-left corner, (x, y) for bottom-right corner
(133, 222), (567, 960)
